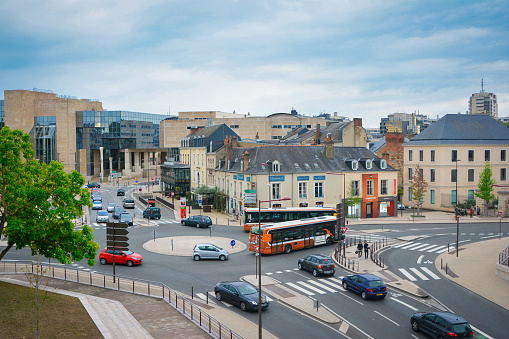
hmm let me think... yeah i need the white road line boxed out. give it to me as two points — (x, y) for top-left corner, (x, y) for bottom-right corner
(420, 267), (441, 279)
(435, 248), (449, 254)
(318, 279), (344, 290)
(470, 233), (475, 235)
(391, 297), (418, 311)
(471, 325), (494, 339)
(296, 281), (327, 294)
(286, 282), (315, 295)
(488, 233), (493, 235)
(306, 280), (337, 292)
(284, 270), (293, 272)
(417, 255), (425, 264)
(329, 277), (345, 285)
(400, 242), (422, 249)
(479, 233), (484, 235)
(418, 244), (438, 252)
(458, 239), (471, 244)
(275, 271), (283, 274)
(481, 235), (500, 239)
(398, 268), (417, 281)
(392, 242), (413, 248)
(374, 311), (400, 326)
(408, 244), (431, 251)
(266, 272), (273, 275)
(409, 268), (429, 280)
(461, 233), (466, 235)
(427, 245), (447, 253)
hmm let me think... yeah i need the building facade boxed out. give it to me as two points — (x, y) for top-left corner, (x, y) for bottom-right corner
(380, 112), (437, 136)
(469, 92), (498, 118)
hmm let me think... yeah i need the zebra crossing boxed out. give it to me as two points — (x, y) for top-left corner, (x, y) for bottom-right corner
(194, 291), (274, 307)
(80, 219), (169, 229)
(391, 241), (450, 253)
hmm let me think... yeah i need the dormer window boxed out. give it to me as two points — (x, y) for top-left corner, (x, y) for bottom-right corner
(352, 160), (358, 170)
(380, 159), (387, 169)
(272, 161), (280, 172)
(366, 159), (372, 170)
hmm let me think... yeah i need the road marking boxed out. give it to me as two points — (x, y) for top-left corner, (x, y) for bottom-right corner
(418, 244), (438, 252)
(275, 271), (283, 274)
(479, 233), (484, 235)
(427, 245), (447, 253)
(435, 248), (449, 254)
(420, 267), (441, 279)
(374, 311), (400, 326)
(481, 235), (500, 239)
(306, 280), (337, 292)
(417, 255), (425, 264)
(286, 282), (315, 295)
(470, 233), (475, 235)
(318, 279), (344, 290)
(296, 281), (327, 294)
(470, 325), (494, 339)
(409, 268), (429, 280)
(266, 272), (273, 275)
(400, 242), (422, 249)
(339, 321), (349, 333)
(488, 233), (493, 235)
(329, 277), (345, 285)
(82, 268), (91, 271)
(390, 297), (418, 310)
(458, 239), (471, 244)
(284, 270), (293, 272)
(398, 268), (417, 281)
(392, 242), (413, 248)
(408, 243), (431, 251)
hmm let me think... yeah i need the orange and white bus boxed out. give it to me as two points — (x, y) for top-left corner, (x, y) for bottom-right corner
(248, 216), (342, 255)
(242, 207), (336, 232)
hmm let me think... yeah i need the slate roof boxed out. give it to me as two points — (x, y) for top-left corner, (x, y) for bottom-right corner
(404, 114), (509, 145)
(218, 145), (396, 174)
(369, 137), (386, 153)
(281, 122), (350, 144)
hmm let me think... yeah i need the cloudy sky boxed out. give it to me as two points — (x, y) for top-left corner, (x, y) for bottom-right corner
(1, 0), (508, 127)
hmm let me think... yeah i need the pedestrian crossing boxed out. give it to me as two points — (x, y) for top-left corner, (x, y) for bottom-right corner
(78, 219), (170, 229)
(391, 241), (449, 254)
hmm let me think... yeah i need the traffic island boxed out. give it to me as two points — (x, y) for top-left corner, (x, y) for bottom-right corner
(142, 236), (247, 256)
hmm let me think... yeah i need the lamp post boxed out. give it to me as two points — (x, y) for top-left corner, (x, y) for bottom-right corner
(455, 159), (461, 257)
(257, 196), (291, 339)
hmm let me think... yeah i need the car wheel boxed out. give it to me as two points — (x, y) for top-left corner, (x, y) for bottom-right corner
(240, 302), (247, 312)
(312, 269), (318, 277)
(126, 260), (134, 267)
(298, 263), (302, 270)
(194, 255), (200, 261)
(284, 245), (292, 254)
(342, 282), (348, 290)
(158, 217), (160, 220)
(100, 258), (107, 265)
(219, 255), (226, 261)
(361, 291), (367, 300)
(411, 320), (419, 332)
(181, 221), (185, 225)
(326, 237), (333, 245)
(215, 292), (222, 301)
(196, 224), (200, 228)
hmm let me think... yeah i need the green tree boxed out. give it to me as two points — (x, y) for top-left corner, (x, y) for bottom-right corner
(409, 164), (428, 216)
(0, 127), (99, 264)
(475, 161), (496, 215)
(345, 181), (362, 216)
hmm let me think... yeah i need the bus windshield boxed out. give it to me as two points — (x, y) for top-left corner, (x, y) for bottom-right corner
(250, 227), (262, 235)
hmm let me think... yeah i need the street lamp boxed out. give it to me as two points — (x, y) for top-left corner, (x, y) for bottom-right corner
(257, 195), (291, 339)
(455, 159), (461, 257)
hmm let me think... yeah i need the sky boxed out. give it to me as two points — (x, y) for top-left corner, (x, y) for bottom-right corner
(1, 0), (508, 128)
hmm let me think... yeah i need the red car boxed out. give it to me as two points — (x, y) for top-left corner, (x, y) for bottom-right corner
(98, 248), (143, 267)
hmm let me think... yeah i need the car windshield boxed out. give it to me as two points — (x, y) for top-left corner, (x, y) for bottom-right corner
(108, 203), (115, 207)
(368, 280), (385, 287)
(122, 250), (134, 255)
(237, 284), (257, 295)
(451, 323), (472, 333)
(212, 245), (223, 251)
(98, 211), (108, 216)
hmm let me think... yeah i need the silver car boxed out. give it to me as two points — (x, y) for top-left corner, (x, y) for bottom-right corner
(193, 243), (229, 261)
(92, 200), (103, 210)
(107, 203), (116, 212)
(96, 210), (109, 223)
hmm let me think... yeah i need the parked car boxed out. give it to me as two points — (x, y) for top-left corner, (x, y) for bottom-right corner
(214, 281), (269, 312)
(297, 254), (335, 276)
(113, 206), (125, 219)
(342, 274), (387, 300)
(411, 311), (474, 338)
(87, 182), (101, 188)
(98, 248), (143, 266)
(193, 243), (229, 261)
(117, 188), (125, 196)
(91, 194), (102, 202)
(119, 212), (133, 226)
(92, 200), (103, 210)
(96, 210), (109, 223)
(123, 199), (135, 209)
(181, 215), (212, 228)
(397, 202), (405, 210)
(107, 203), (116, 213)
(143, 207), (161, 219)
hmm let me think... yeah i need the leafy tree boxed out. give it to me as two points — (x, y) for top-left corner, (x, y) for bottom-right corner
(409, 164), (428, 216)
(0, 127), (99, 264)
(345, 181), (362, 216)
(475, 161), (496, 215)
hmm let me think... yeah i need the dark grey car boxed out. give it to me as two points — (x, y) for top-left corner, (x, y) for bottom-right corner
(113, 206), (125, 219)
(411, 312), (474, 338)
(214, 281), (269, 312)
(297, 254), (335, 276)
(181, 215), (212, 228)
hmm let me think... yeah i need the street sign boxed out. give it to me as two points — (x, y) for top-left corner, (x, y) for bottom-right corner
(107, 240), (129, 249)
(171, 192), (175, 197)
(139, 188), (142, 192)
(106, 228), (129, 236)
(244, 192), (257, 204)
(106, 235), (129, 242)
(255, 246), (259, 253)
(107, 222), (128, 229)
(341, 227), (348, 233)
(198, 194), (203, 206)
(230, 240), (236, 247)
(498, 211), (503, 218)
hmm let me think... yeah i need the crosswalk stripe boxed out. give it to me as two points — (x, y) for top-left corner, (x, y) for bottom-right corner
(286, 282), (315, 295)
(392, 242), (412, 248)
(418, 244), (438, 252)
(296, 281), (327, 294)
(398, 268), (417, 281)
(420, 267), (441, 280)
(409, 268), (429, 280)
(408, 243), (432, 251)
(427, 245), (446, 253)
(275, 271), (283, 274)
(329, 277), (344, 285)
(317, 279), (344, 290)
(306, 280), (338, 292)
(266, 272), (273, 275)
(479, 233), (484, 235)
(435, 248), (449, 254)
(401, 242), (422, 249)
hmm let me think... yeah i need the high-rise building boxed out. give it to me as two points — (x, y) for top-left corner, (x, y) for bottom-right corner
(468, 79), (498, 117)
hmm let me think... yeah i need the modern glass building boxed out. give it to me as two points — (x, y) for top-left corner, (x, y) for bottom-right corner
(161, 162), (190, 196)
(29, 116), (57, 164)
(0, 100), (4, 129)
(76, 110), (166, 176)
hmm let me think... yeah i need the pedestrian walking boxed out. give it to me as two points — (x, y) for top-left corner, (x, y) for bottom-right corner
(470, 207), (473, 218)
(356, 242), (363, 259)
(477, 206), (480, 215)
(363, 240), (370, 259)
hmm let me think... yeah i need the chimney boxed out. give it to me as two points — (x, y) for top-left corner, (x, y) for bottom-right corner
(224, 136), (232, 168)
(353, 118), (362, 127)
(255, 132), (259, 140)
(315, 124), (321, 144)
(231, 136), (239, 147)
(324, 133), (334, 160)
(382, 152), (389, 162)
(243, 151), (250, 171)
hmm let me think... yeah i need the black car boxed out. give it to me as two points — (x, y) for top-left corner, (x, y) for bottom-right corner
(117, 189), (125, 196)
(214, 281), (269, 312)
(411, 312), (474, 339)
(87, 182), (100, 188)
(298, 254), (335, 276)
(181, 215), (212, 228)
(113, 206), (125, 219)
(342, 274), (387, 300)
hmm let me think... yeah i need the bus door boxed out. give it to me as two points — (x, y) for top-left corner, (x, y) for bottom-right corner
(270, 231), (284, 254)
(303, 227), (314, 248)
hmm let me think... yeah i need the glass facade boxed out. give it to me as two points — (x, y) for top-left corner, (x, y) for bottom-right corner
(161, 163), (190, 195)
(0, 100), (4, 129)
(29, 116), (57, 164)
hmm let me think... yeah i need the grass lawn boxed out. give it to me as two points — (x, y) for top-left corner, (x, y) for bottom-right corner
(0, 281), (103, 338)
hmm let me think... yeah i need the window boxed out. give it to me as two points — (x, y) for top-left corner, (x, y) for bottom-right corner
(431, 150), (435, 162)
(240, 183), (242, 198)
(272, 161), (280, 172)
(468, 189), (474, 200)
(408, 188), (412, 201)
(229, 125), (239, 129)
(366, 160), (372, 169)
(452, 150), (458, 162)
(430, 189), (435, 204)
(451, 169), (457, 183)
(419, 150), (423, 161)
(352, 160), (358, 170)
(351, 181), (360, 196)
(485, 150), (491, 161)
(502, 150), (507, 162)
(408, 168), (413, 180)
(272, 183), (281, 200)
(234, 181), (237, 197)
(314, 182), (324, 198)
(380, 180), (387, 195)
(408, 150), (413, 161)
(502, 168), (507, 181)
(380, 159), (387, 169)
(451, 190), (457, 205)
(299, 182), (307, 199)
(468, 150), (474, 162)
(430, 169), (435, 182)
(468, 169), (474, 182)
(366, 180), (373, 196)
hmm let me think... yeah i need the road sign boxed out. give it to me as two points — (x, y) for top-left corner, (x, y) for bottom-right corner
(255, 246), (259, 253)
(198, 194), (203, 206)
(139, 188), (142, 192)
(107, 240), (129, 249)
(107, 235), (129, 242)
(171, 192), (175, 197)
(106, 228), (129, 236)
(341, 227), (348, 233)
(498, 211), (503, 218)
(230, 240), (236, 247)
(107, 222), (128, 228)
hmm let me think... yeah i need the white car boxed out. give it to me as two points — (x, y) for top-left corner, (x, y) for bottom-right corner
(92, 200), (103, 210)
(397, 203), (405, 210)
(107, 203), (116, 213)
(96, 210), (109, 223)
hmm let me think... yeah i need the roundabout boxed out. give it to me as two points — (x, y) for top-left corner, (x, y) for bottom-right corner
(142, 236), (248, 256)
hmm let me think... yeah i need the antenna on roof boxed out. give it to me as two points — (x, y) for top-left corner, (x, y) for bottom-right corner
(481, 78), (484, 93)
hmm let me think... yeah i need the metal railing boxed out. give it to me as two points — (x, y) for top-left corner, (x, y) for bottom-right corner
(0, 261), (243, 339)
(499, 246), (509, 266)
(334, 242), (359, 272)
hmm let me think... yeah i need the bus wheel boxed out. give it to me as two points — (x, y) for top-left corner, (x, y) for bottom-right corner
(284, 245), (292, 254)
(326, 237), (333, 245)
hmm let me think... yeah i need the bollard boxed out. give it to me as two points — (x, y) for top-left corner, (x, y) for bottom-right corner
(192, 285), (194, 299)
(441, 258), (443, 270)
(446, 263), (448, 275)
(448, 243), (450, 252)
(206, 290), (209, 304)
